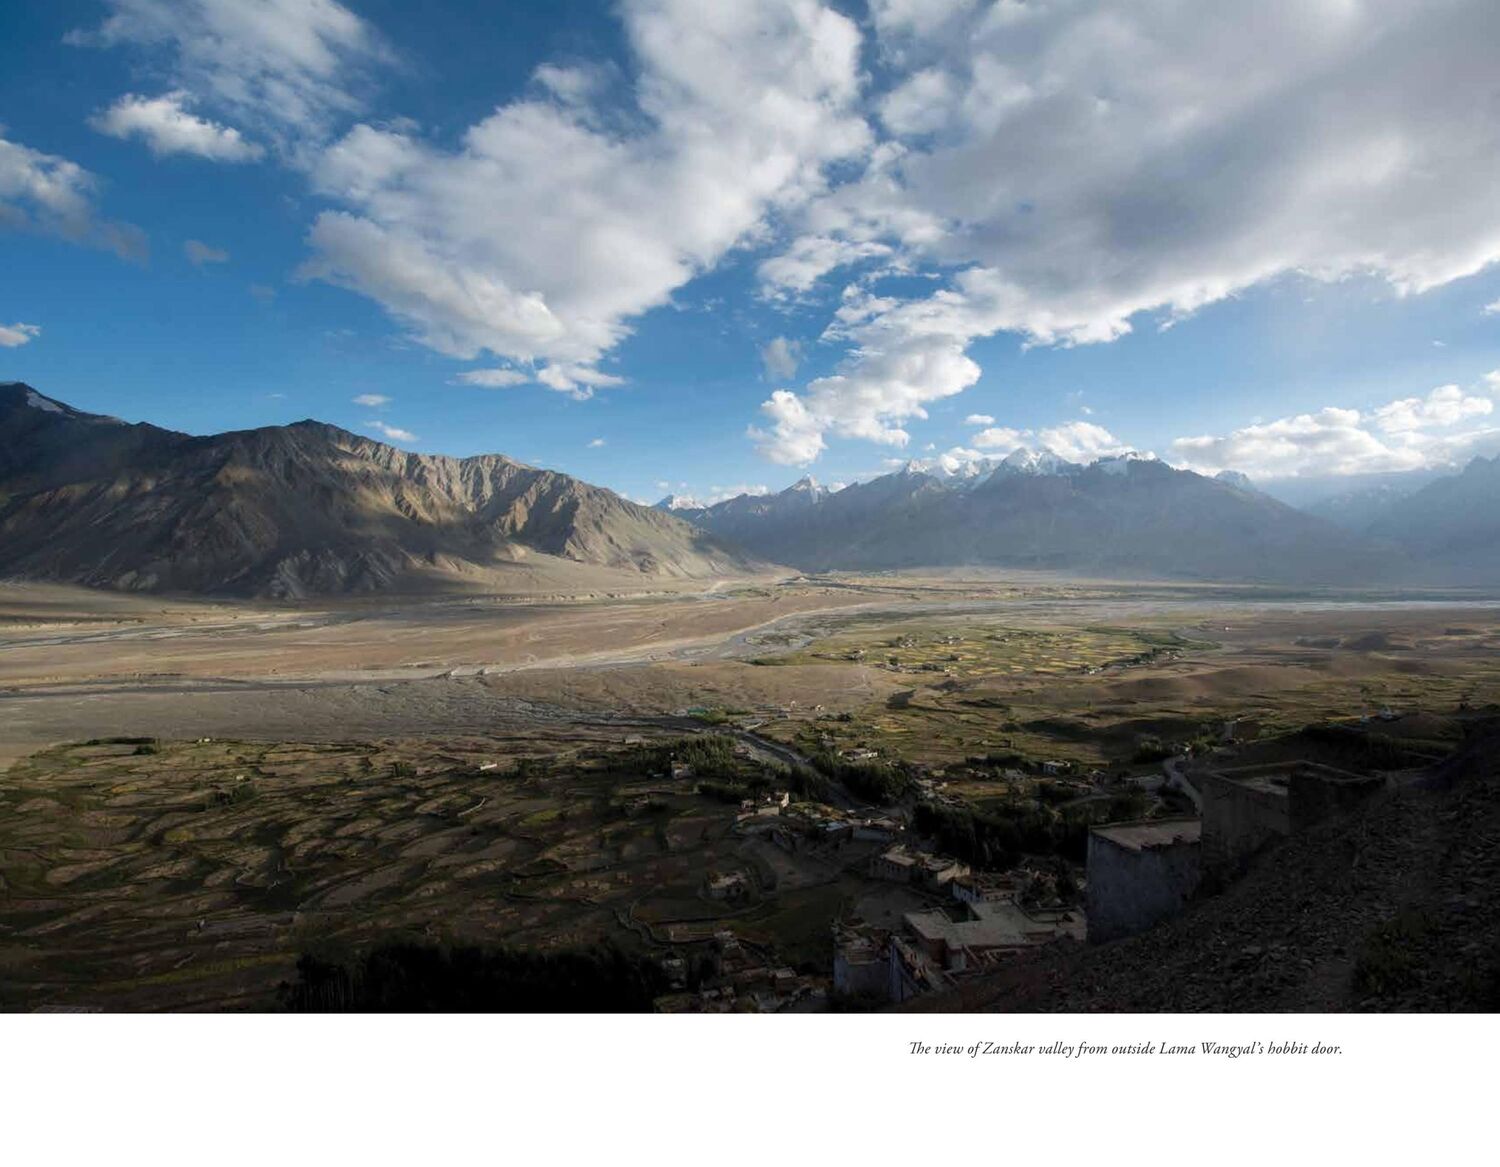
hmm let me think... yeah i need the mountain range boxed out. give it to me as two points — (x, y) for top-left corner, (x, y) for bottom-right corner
(4, 382), (1497, 598)
(0, 383), (765, 597)
(660, 449), (1412, 584)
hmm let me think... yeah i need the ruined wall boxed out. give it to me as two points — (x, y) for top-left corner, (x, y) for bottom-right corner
(1085, 832), (1201, 945)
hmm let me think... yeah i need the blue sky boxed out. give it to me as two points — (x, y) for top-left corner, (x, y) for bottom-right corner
(3, 1), (1499, 506)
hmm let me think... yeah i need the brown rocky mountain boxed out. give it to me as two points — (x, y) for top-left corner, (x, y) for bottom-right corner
(0, 383), (769, 597)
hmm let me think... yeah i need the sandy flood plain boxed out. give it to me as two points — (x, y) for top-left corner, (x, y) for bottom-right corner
(2, 577), (1498, 769)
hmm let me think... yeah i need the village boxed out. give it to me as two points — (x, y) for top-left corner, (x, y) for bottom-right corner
(650, 695), (1454, 1010)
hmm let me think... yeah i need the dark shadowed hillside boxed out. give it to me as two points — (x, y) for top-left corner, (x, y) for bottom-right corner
(905, 721), (1500, 1013)
(0, 383), (770, 597)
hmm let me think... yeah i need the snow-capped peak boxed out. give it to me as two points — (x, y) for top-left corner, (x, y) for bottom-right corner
(1092, 451), (1162, 476)
(24, 388), (65, 414)
(655, 493), (704, 511)
(995, 448), (1078, 476)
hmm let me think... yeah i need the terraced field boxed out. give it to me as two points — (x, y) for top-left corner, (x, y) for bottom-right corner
(761, 617), (1205, 681)
(0, 735), (816, 1010)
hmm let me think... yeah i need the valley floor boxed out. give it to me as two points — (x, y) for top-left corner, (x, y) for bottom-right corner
(2, 572), (1497, 1010)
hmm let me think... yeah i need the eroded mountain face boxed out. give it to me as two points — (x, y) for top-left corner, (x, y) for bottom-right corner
(0, 384), (767, 597)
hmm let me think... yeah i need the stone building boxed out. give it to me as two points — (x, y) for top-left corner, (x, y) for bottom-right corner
(1085, 818), (1201, 944)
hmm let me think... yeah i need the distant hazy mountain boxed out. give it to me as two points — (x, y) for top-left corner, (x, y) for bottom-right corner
(0, 383), (767, 597)
(1213, 469), (1259, 494)
(1303, 481), (1424, 532)
(669, 453), (1402, 583)
(1365, 455), (1500, 576)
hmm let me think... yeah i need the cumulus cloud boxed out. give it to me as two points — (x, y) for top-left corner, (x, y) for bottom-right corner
(72, 0), (387, 143)
(1484, 300), (1500, 316)
(751, 389), (828, 465)
(1036, 421), (1131, 464)
(757, 0), (1500, 463)
(91, 92), (264, 161)
(366, 419), (416, 442)
(0, 134), (146, 259)
(752, 296), (982, 463)
(351, 393), (389, 407)
(1172, 375), (1500, 478)
(1373, 384), (1492, 434)
(300, 0), (868, 391)
(971, 426), (1028, 452)
(760, 335), (803, 381)
(184, 238), (229, 265)
(0, 322), (41, 348)
(963, 413), (994, 426)
(758, 235), (894, 297)
(588, 437), (606, 448)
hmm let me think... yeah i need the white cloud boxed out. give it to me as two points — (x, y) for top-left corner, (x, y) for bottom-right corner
(91, 92), (264, 162)
(750, 388), (828, 465)
(757, 0), (1500, 463)
(1373, 384), (1492, 434)
(963, 413), (994, 426)
(454, 368), (531, 389)
(301, 0), (868, 389)
(588, 437), (606, 448)
(352, 393), (389, 407)
(184, 238), (229, 265)
(73, 0), (386, 142)
(1484, 300), (1500, 316)
(752, 299), (982, 463)
(366, 420), (417, 442)
(535, 364), (625, 400)
(532, 63), (608, 108)
(972, 426), (1028, 452)
(1036, 421), (1130, 464)
(0, 134), (146, 260)
(760, 335), (803, 381)
(758, 235), (893, 297)
(456, 363), (624, 399)
(1172, 374), (1500, 478)
(0, 322), (41, 348)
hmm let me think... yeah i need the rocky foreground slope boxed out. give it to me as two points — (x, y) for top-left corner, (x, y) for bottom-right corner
(0, 383), (768, 597)
(907, 722), (1500, 1012)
